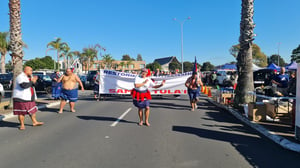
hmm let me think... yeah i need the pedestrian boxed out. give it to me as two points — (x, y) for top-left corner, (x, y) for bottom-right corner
(288, 71), (296, 127)
(211, 72), (217, 86)
(58, 68), (84, 113)
(13, 66), (44, 130)
(271, 67), (289, 96)
(131, 68), (165, 126)
(93, 71), (100, 100)
(185, 71), (203, 111)
(51, 71), (62, 100)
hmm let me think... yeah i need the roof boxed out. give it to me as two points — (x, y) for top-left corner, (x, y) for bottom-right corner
(267, 63), (280, 70)
(154, 56), (177, 65)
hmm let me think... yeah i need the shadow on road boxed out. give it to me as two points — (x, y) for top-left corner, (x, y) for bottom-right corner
(77, 115), (137, 124)
(0, 120), (31, 128)
(172, 125), (300, 167)
(150, 102), (190, 110)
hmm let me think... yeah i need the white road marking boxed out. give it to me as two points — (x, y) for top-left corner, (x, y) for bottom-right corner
(110, 108), (132, 127)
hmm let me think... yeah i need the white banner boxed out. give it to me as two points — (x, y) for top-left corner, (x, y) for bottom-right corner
(296, 64), (300, 139)
(99, 70), (192, 95)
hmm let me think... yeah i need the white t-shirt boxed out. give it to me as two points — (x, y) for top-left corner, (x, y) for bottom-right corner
(134, 76), (155, 91)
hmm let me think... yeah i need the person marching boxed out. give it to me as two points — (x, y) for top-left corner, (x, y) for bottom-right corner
(93, 71), (100, 100)
(51, 71), (62, 100)
(131, 68), (165, 126)
(13, 66), (44, 130)
(185, 57), (203, 111)
(57, 68), (84, 113)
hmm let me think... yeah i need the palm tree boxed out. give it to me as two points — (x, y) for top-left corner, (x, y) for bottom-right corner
(0, 32), (9, 74)
(47, 38), (68, 70)
(101, 54), (114, 69)
(67, 51), (80, 68)
(126, 60), (133, 71)
(81, 47), (98, 72)
(234, 0), (255, 107)
(60, 44), (70, 69)
(9, 0), (24, 108)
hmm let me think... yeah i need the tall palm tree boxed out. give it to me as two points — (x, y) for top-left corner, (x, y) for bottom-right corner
(81, 47), (98, 72)
(119, 61), (126, 72)
(234, 0), (255, 107)
(0, 32), (9, 74)
(101, 54), (114, 69)
(47, 38), (67, 70)
(9, 0), (24, 108)
(60, 44), (70, 69)
(126, 60), (133, 71)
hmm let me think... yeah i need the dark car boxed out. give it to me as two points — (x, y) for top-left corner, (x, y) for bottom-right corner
(79, 75), (87, 89)
(86, 71), (98, 89)
(0, 73), (13, 90)
(253, 69), (274, 88)
(34, 74), (52, 94)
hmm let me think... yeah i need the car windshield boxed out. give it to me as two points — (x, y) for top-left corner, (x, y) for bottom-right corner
(43, 75), (52, 82)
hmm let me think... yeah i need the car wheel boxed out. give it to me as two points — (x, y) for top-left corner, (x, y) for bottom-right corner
(46, 86), (52, 95)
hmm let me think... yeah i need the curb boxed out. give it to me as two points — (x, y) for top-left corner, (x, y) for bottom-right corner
(0, 101), (61, 121)
(207, 98), (300, 153)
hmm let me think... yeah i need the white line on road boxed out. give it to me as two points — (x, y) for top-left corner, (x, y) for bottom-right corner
(110, 108), (132, 127)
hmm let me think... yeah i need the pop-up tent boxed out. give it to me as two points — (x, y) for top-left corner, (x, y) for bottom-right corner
(252, 63), (263, 71)
(285, 61), (297, 70)
(220, 64), (237, 70)
(267, 63), (280, 70)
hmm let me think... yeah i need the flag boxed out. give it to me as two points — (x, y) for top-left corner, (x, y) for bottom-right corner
(192, 56), (197, 74)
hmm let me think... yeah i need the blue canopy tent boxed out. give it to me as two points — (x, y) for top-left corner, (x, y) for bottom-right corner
(220, 64), (237, 70)
(267, 63), (280, 70)
(285, 61), (297, 70)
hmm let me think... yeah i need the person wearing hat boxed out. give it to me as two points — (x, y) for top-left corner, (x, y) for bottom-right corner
(185, 71), (203, 111)
(131, 68), (165, 126)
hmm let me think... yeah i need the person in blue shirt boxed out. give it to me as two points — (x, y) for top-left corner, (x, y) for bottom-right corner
(271, 67), (289, 96)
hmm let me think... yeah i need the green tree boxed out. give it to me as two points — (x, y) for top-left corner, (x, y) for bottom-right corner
(169, 62), (181, 72)
(60, 44), (71, 69)
(0, 32), (9, 73)
(24, 56), (56, 70)
(146, 62), (161, 71)
(137, 54), (143, 61)
(101, 54), (114, 69)
(122, 54), (131, 61)
(230, 43), (267, 67)
(291, 45), (300, 63)
(5, 61), (13, 72)
(268, 54), (286, 66)
(201, 62), (215, 71)
(47, 38), (68, 70)
(183, 61), (193, 72)
(119, 61), (126, 72)
(234, 0), (255, 107)
(81, 47), (98, 72)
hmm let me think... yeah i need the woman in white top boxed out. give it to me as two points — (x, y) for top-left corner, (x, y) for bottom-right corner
(131, 68), (165, 126)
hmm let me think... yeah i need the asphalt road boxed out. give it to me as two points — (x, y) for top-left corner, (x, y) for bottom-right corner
(0, 93), (300, 168)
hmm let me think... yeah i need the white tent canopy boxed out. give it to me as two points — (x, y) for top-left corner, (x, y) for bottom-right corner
(252, 63), (263, 71)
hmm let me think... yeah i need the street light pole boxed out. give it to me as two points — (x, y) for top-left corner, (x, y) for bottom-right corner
(277, 42), (281, 66)
(174, 17), (191, 73)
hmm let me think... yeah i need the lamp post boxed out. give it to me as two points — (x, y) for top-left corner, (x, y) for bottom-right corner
(277, 42), (281, 66)
(173, 16), (191, 73)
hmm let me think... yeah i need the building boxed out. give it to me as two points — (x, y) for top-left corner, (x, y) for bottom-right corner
(83, 60), (146, 72)
(154, 56), (180, 72)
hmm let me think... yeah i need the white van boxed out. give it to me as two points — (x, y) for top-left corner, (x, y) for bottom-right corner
(216, 69), (236, 86)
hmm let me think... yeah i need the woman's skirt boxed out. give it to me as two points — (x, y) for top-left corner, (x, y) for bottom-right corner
(13, 101), (38, 115)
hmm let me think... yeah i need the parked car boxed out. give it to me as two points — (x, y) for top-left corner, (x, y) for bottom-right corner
(79, 75), (87, 89)
(0, 73), (13, 90)
(86, 71), (98, 89)
(216, 70), (236, 86)
(34, 74), (52, 94)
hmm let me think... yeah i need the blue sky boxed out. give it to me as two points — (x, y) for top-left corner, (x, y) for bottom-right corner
(1, 0), (300, 66)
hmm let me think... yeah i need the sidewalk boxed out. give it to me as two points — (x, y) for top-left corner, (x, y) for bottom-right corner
(207, 98), (300, 153)
(0, 98), (61, 121)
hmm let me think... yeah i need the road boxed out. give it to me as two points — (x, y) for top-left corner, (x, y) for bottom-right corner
(0, 93), (300, 168)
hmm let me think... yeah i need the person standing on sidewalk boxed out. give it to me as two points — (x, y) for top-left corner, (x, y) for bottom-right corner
(51, 71), (62, 100)
(13, 66), (44, 130)
(57, 68), (84, 113)
(131, 68), (165, 126)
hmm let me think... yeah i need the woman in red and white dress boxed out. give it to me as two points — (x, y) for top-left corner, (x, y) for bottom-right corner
(131, 68), (165, 126)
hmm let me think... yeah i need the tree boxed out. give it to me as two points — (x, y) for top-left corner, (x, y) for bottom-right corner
(47, 38), (68, 70)
(119, 61), (126, 72)
(137, 54), (143, 61)
(9, 0), (24, 108)
(201, 62), (215, 71)
(126, 60), (133, 71)
(230, 43), (267, 67)
(268, 54), (286, 66)
(169, 62), (181, 72)
(183, 61), (193, 72)
(291, 45), (300, 63)
(122, 54), (131, 61)
(24, 56), (56, 70)
(101, 54), (114, 69)
(234, 0), (255, 107)
(60, 44), (70, 69)
(5, 61), (13, 72)
(81, 47), (98, 72)
(146, 62), (161, 71)
(0, 32), (9, 73)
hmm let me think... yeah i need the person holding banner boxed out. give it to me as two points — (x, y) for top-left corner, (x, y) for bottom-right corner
(93, 71), (100, 100)
(131, 68), (165, 126)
